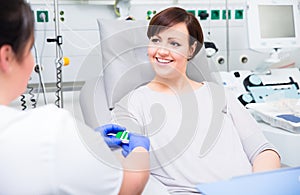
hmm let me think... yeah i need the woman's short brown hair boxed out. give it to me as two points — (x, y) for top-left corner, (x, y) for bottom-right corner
(147, 7), (204, 59)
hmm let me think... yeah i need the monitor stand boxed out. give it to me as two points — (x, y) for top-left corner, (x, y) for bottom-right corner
(265, 48), (281, 64)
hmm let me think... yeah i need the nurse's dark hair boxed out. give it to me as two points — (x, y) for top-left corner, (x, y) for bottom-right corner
(147, 7), (204, 60)
(0, 0), (34, 61)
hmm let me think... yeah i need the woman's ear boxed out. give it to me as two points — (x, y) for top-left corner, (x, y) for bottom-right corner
(188, 41), (197, 59)
(0, 45), (14, 73)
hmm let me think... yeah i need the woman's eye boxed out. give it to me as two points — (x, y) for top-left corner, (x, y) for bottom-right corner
(151, 38), (160, 43)
(170, 41), (181, 47)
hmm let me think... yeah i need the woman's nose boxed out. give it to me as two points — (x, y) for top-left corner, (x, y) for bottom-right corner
(157, 46), (170, 56)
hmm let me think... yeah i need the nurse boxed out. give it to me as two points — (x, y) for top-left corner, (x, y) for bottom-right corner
(0, 0), (149, 194)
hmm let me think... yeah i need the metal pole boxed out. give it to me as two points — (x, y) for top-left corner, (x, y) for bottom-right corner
(225, 0), (230, 72)
(54, 0), (63, 108)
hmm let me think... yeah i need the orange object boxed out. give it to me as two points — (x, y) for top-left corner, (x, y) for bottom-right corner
(63, 57), (70, 66)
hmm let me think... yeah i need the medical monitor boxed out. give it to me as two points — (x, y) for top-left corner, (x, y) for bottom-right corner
(247, 0), (300, 53)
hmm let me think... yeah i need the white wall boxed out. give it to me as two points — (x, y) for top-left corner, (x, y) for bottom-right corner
(29, 0), (300, 85)
(14, 0), (299, 110)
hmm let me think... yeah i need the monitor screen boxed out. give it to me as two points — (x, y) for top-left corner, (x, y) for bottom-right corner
(247, 0), (300, 52)
(259, 5), (295, 39)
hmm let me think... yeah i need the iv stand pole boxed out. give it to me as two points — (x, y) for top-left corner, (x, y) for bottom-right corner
(54, 0), (63, 108)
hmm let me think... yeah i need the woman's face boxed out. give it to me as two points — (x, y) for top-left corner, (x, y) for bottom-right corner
(148, 22), (195, 80)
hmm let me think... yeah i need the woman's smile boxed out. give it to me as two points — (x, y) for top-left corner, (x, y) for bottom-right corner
(155, 57), (174, 66)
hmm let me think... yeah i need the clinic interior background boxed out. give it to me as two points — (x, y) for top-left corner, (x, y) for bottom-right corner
(11, 0), (300, 166)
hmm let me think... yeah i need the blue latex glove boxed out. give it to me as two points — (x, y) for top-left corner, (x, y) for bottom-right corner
(95, 124), (126, 148)
(121, 133), (150, 157)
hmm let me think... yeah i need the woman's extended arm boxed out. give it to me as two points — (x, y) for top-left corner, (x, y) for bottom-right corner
(96, 124), (150, 195)
(119, 147), (150, 195)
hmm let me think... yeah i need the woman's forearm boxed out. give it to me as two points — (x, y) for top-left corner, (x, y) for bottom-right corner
(252, 149), (281, 173)
(119, 147), (150, 195)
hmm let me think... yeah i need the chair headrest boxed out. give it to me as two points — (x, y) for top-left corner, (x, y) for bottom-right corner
(98, 19), (154, 109)
(97, 19), (215, 109)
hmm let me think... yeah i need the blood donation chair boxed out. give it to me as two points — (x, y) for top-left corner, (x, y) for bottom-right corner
(79, 18), (217, 194)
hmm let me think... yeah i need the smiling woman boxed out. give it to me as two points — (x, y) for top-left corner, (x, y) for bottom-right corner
(111, 6), (281, 195)
(146, 7), (204, 93)
(148, 22), (197, 88)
